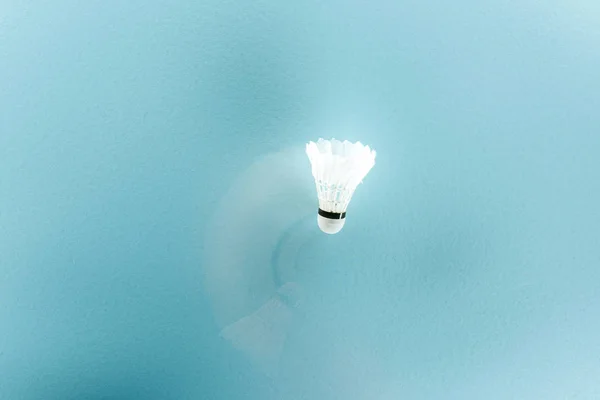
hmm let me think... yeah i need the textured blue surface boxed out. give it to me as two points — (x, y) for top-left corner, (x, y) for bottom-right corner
(1, 1), (600, 399)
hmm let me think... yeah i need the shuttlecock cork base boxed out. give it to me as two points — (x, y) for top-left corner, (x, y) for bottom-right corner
(306, 138), (376, 235)
(317, 208), (346, 235)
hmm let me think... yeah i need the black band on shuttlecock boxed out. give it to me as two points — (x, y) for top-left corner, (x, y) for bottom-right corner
(318, 208), (346, 220)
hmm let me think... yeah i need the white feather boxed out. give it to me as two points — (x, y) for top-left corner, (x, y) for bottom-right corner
(306, 138), (376, 214)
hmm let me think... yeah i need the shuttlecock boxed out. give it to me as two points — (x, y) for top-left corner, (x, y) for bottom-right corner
(306, 138), (376, 234)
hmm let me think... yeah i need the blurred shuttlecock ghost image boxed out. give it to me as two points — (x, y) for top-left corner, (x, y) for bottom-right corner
(306, 138), (376, 234)
(220, 282), (303, 377)
(203, 147), (315, 378)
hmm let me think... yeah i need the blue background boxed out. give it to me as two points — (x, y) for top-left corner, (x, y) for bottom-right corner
(1, 1), (599, 399)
